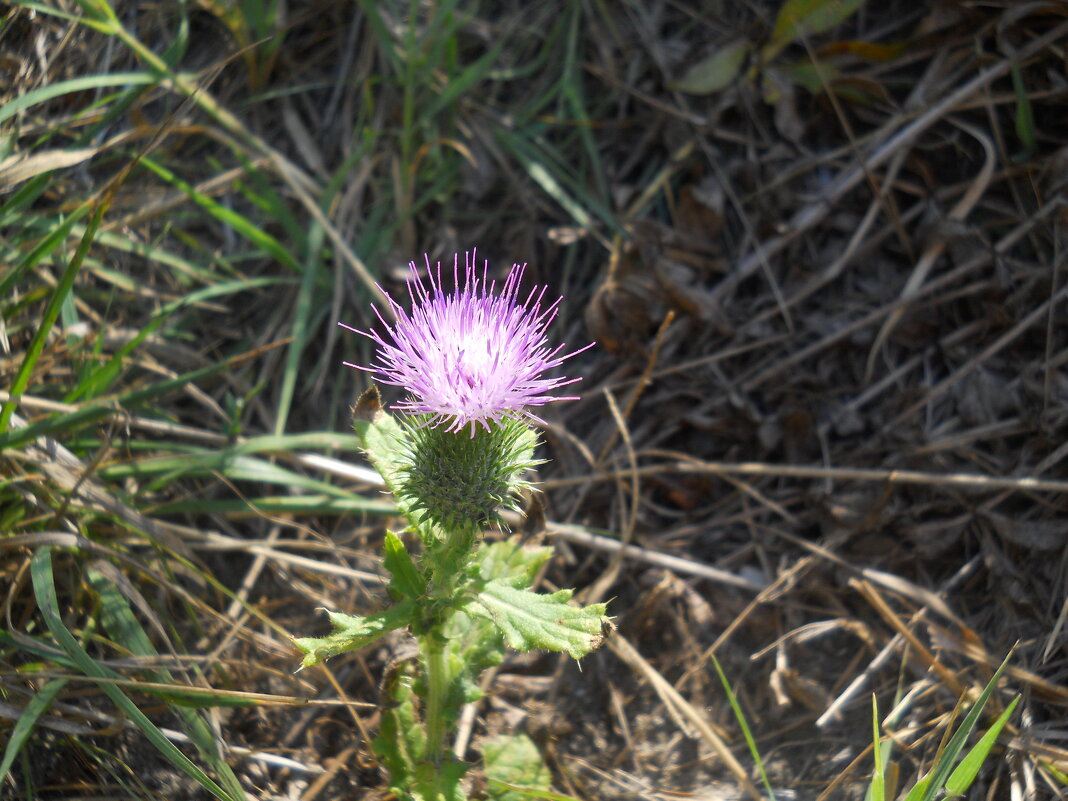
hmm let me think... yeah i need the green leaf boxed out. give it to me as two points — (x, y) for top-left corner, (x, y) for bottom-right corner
(446, 608), (505, 705)
(902, 776), (931, 801)
(671, 40), (750, 94)
(294, 602), (416, 668)
(943, 695), (1020, 797)
(765, 0), (865, 61)
(477, 539), (554, 587)
(1011, 65), (1036, 159)
(469, 581), (608, 660)
(483, 733), (553, 801)
(384, 530), (426, 600)
(373, 659), (468, 801)
(352, 386), (427, 532)
(374, 659), (424, 798)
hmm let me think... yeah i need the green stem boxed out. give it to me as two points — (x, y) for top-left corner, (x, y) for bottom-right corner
(421, 633), (449, 766)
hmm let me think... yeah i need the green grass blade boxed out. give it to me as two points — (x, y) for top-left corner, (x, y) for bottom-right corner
(0, 199), (105, 433)
(0, 347), (264, 451)
(494, 127), (624, 237)
(424, 34), (507, 119)
(561, 4), (608, 205)
(902, 776), (931, 801)
(0, 204), (90, 299)
(29, 547), (238, 801)
(102, 451), (360, 497)
(943, 695), (1019, 798)
(90, 227), (228, 285)
(88, 568), (247, 801)
(710, 654), (776, 801)
(275, 222), (323, 434)
(1011, 65), (1036, 158)
(149, 493), (395, 517)
(870, 695), (885, 801)
(0, 678), (68, 784)
(0, 174), (52, 227)
(917, 654), (1013, 801)
(66, 276), (293, 403)
(0, 71), (165, 125)
(138, 155), (303, 273)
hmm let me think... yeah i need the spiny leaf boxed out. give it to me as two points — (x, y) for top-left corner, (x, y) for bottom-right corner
(477, 539), (554, 587)
(469, 581), (608, 660)
(294, 602), (416, 669)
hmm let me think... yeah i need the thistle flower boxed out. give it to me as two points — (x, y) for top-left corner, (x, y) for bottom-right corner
(341, 250), (591, 434)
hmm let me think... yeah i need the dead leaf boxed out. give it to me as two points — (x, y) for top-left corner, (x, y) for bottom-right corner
(0, 148), (98, 189)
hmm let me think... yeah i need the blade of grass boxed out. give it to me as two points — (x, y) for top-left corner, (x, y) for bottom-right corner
(710, 654), (776, 801)
(0, 199), (105, 433)
(0, 342), (279, 451)
(560, 3), (608, 205)
(88, 568), (246, 800)
(424, 32), (508, 120)
(148, 493), (394, 517)
(869, 695), (885, 801)
(29, 546), (238, 801)
(0, 71), (169, 126)
(914, 653), (1013, 801)
(943, 695), (1019, 798)
(101, 451), (362, 498)
(495, 127), (623, 238)
(0, 678), (68, 785)
(138, 155), (303, 273)
(66, 276), (293, 403)
(275, 221), (324, 434)
(0, 204), (91, 299)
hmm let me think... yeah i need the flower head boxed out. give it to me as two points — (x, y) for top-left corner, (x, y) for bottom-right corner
(341, 250), (591, 434)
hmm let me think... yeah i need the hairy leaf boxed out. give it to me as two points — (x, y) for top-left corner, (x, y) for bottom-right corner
(483, 733), (553, 801)
(477, 539), (554, 587)
(295, 602), (415, 668)
(384, 530), (426, 600)
(469, 581), (608, 660)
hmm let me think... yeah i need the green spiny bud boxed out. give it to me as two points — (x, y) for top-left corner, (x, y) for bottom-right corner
(394, 415), (540, 534)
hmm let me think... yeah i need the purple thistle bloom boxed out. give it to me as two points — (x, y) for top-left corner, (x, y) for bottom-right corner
(340, 250), (592, 435)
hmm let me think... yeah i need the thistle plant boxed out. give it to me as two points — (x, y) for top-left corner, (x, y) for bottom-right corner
(295, 251), (608, 801)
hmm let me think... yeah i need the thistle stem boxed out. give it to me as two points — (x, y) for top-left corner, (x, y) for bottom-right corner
(421, 632), (449, 766)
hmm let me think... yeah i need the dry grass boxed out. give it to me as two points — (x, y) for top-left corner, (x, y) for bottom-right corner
(1, 1), (1067, 799)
